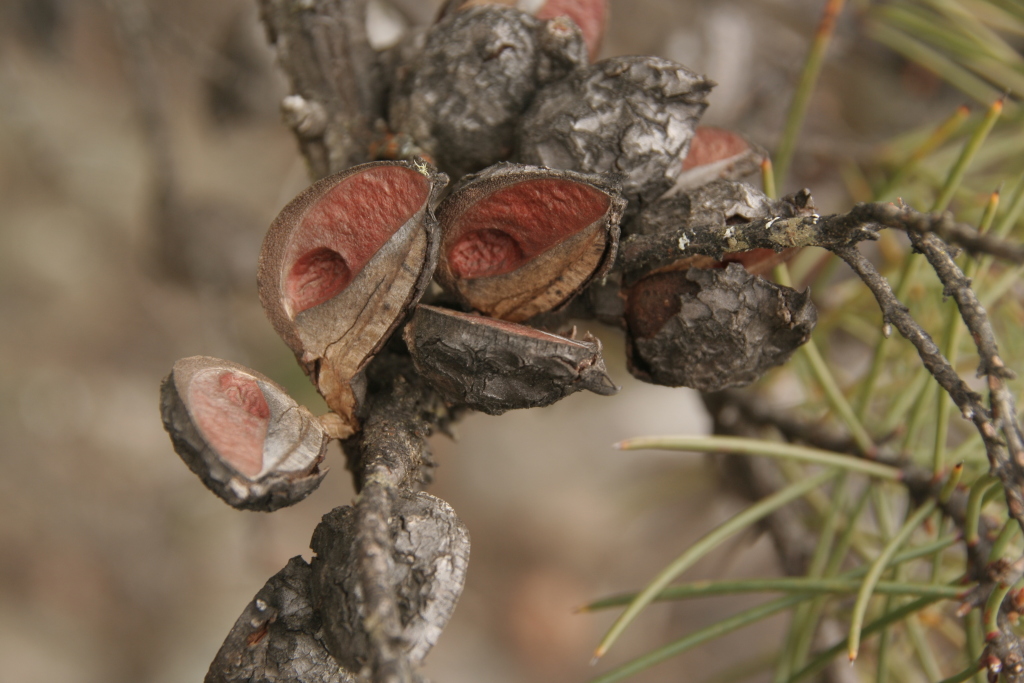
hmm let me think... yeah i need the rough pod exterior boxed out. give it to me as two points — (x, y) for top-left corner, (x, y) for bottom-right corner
(310, 492), (470, 673)
(516, 55), (712, 217)
(403, 304), (617, 414)
(258, 160), (447, 437)
(437, 0), (609, 61)
(389, 6), (587, 179)
(434, 162), (624, 322)
(160, 356), (329, 512)
(625, 264), (817, 392)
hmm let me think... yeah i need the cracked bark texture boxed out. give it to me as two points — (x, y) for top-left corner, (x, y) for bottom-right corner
(389, 6), (587, 178)
(625, 264), (817, 391)
(206, 557), (357, 683)
(516, 55), (712, 218)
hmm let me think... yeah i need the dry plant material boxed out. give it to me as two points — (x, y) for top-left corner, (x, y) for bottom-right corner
(206, 556), (355, 683)
(403, 305), (617, 414)
(516, 55), (712, 217)
(624, 180), (812, 278)
(438, 0), (608, 60)
(258, 160), (447, 436)
(625, 264), (817, 391)
(675, 126), (767, 191)
(434, 163), (624, 321)
(310, 492), (470, 673)
(389, 6), (586, 178)
(160, 356), (329, 512)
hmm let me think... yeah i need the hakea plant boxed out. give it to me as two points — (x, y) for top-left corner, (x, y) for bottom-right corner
(158, 1), (1024, 682)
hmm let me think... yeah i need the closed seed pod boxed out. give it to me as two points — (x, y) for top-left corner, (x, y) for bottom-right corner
(435, 163), (624, 322)
(675, 126), (767, 192)
(310, 492), (470, 673)
(403, 304), (617, 414)
(258, 160), (447, 436)
(625, 264), (817, 392)
(438, 0), (608, 61)
(205, 557), (357, 683)
(160, 356), (329, 512)
(517, 55), (712, 218)
(389, 6), (586, 179)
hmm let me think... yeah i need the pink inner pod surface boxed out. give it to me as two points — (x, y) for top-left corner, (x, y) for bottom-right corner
(446, 178), (610, 279)
(188, 370), (271, 479)
(681, 127), (750, 171)
(283, 166), (431, 316)
(536, 0), (606, 61)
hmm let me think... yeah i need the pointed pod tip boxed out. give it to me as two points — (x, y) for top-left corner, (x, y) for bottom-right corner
(848, 650), (858, 664)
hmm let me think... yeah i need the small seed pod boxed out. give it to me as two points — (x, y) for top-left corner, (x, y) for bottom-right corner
(389, 6), (587, 179)
(310, 492), (470, 672)
(625, 264), (817, 392)
(438, 0), (608, 61)
(403, 305), (617, 414)
(206, 557), (356, 683)
(258, 160), (447, 436)
(675, 126), (767, 192)
(516, 55), (712, 218)
(434, 163), (623, 321)
(160, 356), (329, 512)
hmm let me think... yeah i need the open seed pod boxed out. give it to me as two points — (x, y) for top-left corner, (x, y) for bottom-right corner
(258, 160), (447, 437)
(438, 0), (608, 61)
(389, 6), (586, 179)
(404, 304), (617, 414)
(675, 126), (767, 192)
(206, 556), (356, 683)
(160, 356), (329, 512)
(434, 163), (624, 322)
(625, 264), (817, 392)
(310, 492), (470, 673)
(516, 55), (712, 218)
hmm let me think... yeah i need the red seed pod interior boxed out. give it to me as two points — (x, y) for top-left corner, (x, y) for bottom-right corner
(436, 164), (623, 322)
(682, 127), (751, 172)
(279, 166), (430, 318)
(188, 369), (271, 478)
(258, 160), (445, 431)
(446, 178), (610, 279)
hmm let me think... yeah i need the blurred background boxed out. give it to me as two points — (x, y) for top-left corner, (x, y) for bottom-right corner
(0, 0), (980, 681)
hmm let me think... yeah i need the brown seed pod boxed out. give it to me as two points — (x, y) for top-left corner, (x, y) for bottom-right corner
(438, 0), (608, 61)
(434, 163), (624, 322)
(516, 55), (713, 218)
(389, 6), (586, 179)
(675, 126), (767, 192)
(625, 264), (817, 392)
(403, 305), (617, 414)
(160, 356), (329, 512)
(310, 492), (470, 672)
(258, 160), (447, 436)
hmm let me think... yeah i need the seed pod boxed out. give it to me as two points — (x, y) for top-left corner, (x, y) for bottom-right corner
(389, 6), (586, 179)
(403, 305), (617, 414)
(206, 556), (356, 683)
(517, 55), (712, 218)
(675, 126), (767, 192)
(160, 356), (329, 512)
(310, 492), (470, 672)
(438, 0), (608, 61)
(434, 163), (624, 322)
(625, 264), (817, 392)
(258, 160), (447, 436)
